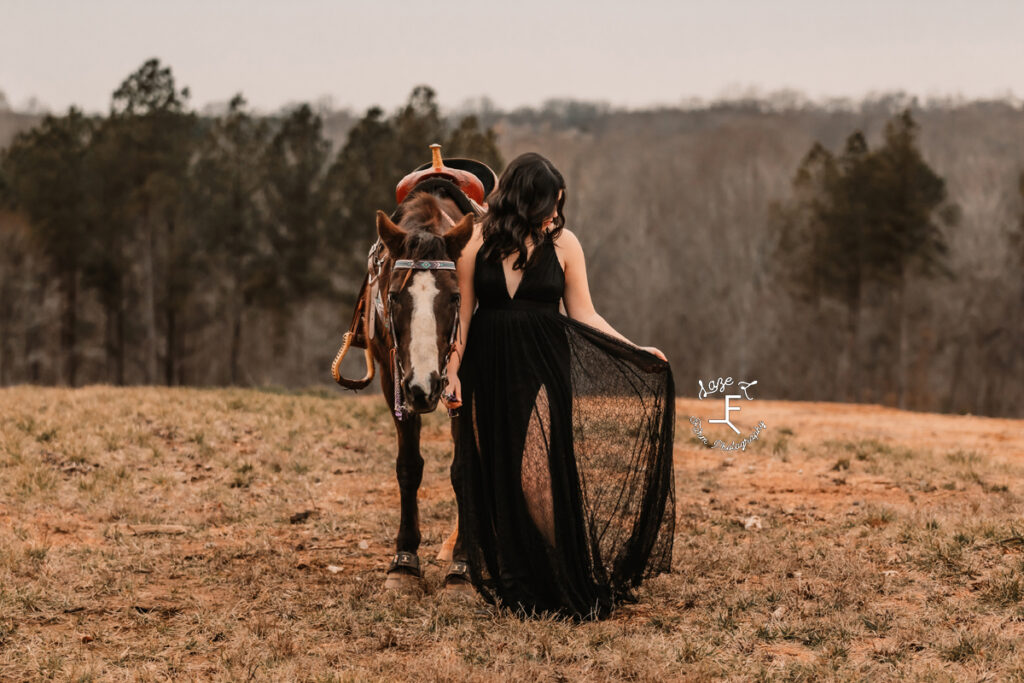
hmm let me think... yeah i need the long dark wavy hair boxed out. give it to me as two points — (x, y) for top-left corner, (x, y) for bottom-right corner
(479, 152), (566, 270)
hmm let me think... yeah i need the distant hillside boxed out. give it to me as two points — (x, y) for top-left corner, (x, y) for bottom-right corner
(2, 93), (1023, 417)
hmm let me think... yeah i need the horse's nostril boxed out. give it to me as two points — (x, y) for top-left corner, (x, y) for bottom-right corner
(409, 384), (428, 404)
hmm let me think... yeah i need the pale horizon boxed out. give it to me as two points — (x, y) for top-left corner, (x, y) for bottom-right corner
(2, 0), (1022, 115)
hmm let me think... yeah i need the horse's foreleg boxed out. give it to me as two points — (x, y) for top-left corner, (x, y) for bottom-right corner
(383, 411), (426, 591)
(379, 347), (426, 591)
(394, 413), (424, 556)
(443, 416), (472, 591)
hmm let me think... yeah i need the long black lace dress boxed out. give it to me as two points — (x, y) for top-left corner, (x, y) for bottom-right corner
(451, 229), (676, 620)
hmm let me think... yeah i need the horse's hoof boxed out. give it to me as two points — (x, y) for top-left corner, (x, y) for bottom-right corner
(384, 551), (423, 592)
(442, 578), (475, 596)
(384, 571), (424, 592)
(442, 560), (473, 596)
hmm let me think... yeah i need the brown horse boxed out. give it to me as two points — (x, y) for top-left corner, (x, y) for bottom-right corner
(366, 189), (473, 591)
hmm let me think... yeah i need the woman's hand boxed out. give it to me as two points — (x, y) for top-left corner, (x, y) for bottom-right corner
(443, 367), (462, 409)
(640, 346), (667, 361)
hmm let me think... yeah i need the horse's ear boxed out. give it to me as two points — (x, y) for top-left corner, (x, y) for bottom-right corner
(376, 210), (405, 255)
(444, 214), (474, 258)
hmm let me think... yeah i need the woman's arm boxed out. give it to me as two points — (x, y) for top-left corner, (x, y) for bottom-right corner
(559, 228), (667, 361)
(444, 221), (482, 404)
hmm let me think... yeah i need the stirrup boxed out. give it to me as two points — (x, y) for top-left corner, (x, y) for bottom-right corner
(331, 331), (376, 390)
(387, 551), (421, 577)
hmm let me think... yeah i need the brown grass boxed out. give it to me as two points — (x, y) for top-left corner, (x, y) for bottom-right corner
(1, 386), (1024, 680)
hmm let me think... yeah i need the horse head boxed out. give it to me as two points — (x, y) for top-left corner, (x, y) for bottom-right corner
(376, 192), (473, 414)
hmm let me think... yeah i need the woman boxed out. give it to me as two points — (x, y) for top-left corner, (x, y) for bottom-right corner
(444, 152), (676, 621)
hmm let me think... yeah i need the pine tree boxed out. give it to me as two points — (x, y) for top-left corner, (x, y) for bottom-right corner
(191, 95), (271, 384)
(107, 58), (199, 384)
(775, 110), (956, 406)
(261, 103), (333, 355)
(1, 108), (94, 385)
(444, 114), (503, 170)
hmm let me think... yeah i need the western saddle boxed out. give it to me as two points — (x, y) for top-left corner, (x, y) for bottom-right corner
(331, 144), (497, 390)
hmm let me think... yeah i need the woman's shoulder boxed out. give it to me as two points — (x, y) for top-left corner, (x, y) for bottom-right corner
(549, 227), (581, 270)
(551, 226), (579, 244)
(551, 226), (583, 255)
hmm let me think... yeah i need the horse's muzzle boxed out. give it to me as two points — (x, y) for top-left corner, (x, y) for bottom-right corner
(402, 374), (443, 413)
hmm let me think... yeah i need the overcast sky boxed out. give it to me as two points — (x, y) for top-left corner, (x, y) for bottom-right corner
(2, 0), (1022, 115)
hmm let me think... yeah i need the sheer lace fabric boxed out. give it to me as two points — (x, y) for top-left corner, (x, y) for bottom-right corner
(452, 231), (675, 620)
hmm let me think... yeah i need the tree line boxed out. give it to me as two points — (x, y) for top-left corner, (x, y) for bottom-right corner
(0, 59), (501, 387)
(490, 97), (1023, 417)
(1, 65), (1022, 417)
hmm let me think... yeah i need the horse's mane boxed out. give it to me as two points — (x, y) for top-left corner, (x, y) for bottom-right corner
(396, 191), (450, 260)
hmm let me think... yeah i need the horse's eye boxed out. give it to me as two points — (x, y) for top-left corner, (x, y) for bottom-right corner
(451, 294), (461, 304)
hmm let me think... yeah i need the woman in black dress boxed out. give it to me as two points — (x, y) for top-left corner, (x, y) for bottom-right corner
(444, 152), (676, 620)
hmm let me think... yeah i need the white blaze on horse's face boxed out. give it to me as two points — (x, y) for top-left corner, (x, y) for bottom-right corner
(407, 271), (440, 396)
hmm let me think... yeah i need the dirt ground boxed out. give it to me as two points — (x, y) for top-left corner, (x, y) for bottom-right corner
(1, 386), (1023, 680)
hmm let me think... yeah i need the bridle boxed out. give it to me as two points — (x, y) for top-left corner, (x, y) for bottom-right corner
(386, 258), (461, 420)
(383, 209), (464, 420)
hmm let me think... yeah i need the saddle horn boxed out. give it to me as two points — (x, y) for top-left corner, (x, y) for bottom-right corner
(395, 143), (488, 205)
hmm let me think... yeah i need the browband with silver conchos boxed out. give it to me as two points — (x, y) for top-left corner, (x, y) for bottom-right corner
(393, 259), (456, 270)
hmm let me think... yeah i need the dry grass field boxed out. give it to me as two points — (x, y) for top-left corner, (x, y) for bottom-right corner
(1, 386), (1024, 681)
